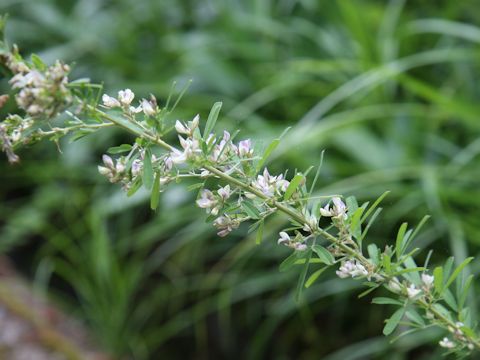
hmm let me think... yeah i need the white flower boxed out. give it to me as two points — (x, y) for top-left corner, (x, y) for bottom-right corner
(102, 154), (114, 168)
(141, 99), (156, 116)
(406, 284), (421, 299)
(129, 105), (142, 113)
(295, 243), (308, 251)
(336, 260), (368, 279)
(320, 197), (347, 218)
(217, 185), (231, 200)
(175, 115), (200, 135)
(175, 120), (189, 135)
(421, 273), (434, 289)
(237, 139), (253, 157)
(131, 159), (143, 177)
(102, 94), (120, 108)
(277, 231), (290, 245)
(118, 89), (135, 105)
(213, 215), (238, 237)
(387, 277), (402, 293)
(439, 337), (455, 349)
(169, 149), (187, 164)
(196, 189), (217, 209)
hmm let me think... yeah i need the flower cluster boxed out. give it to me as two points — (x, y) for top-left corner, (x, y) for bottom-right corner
(0, 114), (33, 163)
(102, 89), (158, 117)
(8, 59), (72, 118)
(336, 259), (368, 278)
(277, 232), (307, 251)
(250, 168), (289, 198)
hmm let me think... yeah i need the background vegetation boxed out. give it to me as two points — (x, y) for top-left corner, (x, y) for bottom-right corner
(1, 0), (480, 359)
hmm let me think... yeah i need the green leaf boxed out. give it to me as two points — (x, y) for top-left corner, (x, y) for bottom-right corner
(361, 191), (390, 223)
(279, 252), (299, 272)
(406, 309), (425, 327)
(433, 266), (443, 294)
(305, 267), (328, 288)
(203, 102), (222, 138)
(395, 222), (408, 260)
(241, 200), (261, 220)
(367, 244), (379, 265)
(150, 171), (161, 210)
(284, 174), (304, 201)
(31, 53), (46, 71)
(107, 144), (132, 154)
(312, 245), (334, 265)
(383, 307), (406, 336)
(127, 178), (142, 197)
(255, 219), (264, 245)
(445, 257), (474, 289)
(372, 297), (403, 306)
(345, 196), (359, 214)
(143, 148), (154, 190)
(295, 249), (312, 301)
(443, 288), (458, 312)
(349, 207), (365, 240)
(383, 254), (391, 273)
(256, 127), (291, 172)
(308, 150), (325, 197)
(459, 274), (474, 309)
(393, 267), (425, 276)
(360, 208), (382, 242)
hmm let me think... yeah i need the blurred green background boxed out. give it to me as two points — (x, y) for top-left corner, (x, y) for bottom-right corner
(1, 0), (480, 359)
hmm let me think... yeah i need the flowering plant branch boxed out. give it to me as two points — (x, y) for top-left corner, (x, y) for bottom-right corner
(0, 18), (477, 357)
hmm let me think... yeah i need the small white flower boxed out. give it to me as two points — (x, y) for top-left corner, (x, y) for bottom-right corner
(421, 273), (434, 289)
(295, 243), (308, 251)
(217, 185), (231, 200)
(102, 154), (114, 169)
(237, 139), (253, 157)
(336, 260), (368, 279)
(213, 215), (238, 237)
(387, 277), (402, 293)
(169, 149), (187, 164)
(97, 166), (111, 176)
(129, 105), (143, 113)
(102, 94), (120, 108)
(175, 120), (189, 135)
(196, 189), (216, 209)
(439, 337), (455, 349)
(406, 284), (421, 299)
(320, 197), (347, 218)
(141, 99), (156, 116)
(277, 232), (290, 245)
(118, 89), (135, 105)
(190, 114), (200, 130)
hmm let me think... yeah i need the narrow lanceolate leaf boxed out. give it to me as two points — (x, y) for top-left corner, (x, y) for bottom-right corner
(203, 101), (222, 139)
(395, 222), (408, 259)
(284, 174), (304, 201)
(107, 144), (132, 154)
(312, 245), (335, 265)
(459, 274), (474, 309)
(367, 244), (379, 265)
(241, 200), (261, 220)
(349, 207), (365, 240)
(256, 219), (264, 245)
(444, 257), (474, 289)
(305, 267), (328, 288)
(372, 297), (403, 306)
(361, 191), (390, 223)
(295, 249), (312, 301)
(433, 266), (443, 294)
(383, 307), (406, 336)
(143, 148), (154, 190)
(256, 127), (291, 172)
(150, 171), (161, 210)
